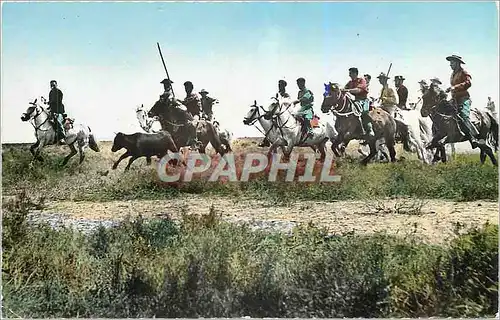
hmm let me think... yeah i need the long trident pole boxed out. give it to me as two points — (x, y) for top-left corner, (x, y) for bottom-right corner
(157, 42), (175, 99)
(378, 62), (393, 102)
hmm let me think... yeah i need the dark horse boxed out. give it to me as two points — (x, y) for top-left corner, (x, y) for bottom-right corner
(420, 84), (498, 166)
(148, 97), (226, 156)
(321, 82), (397, 165)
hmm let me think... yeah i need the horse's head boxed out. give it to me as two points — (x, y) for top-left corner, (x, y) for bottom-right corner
(263, 96), (282, 120)
(321, 82), (341, 113)
(243, 100), (265, 126)
(21, 98), (41, 122)
(148, 97), (168, 119)
(421, 83), (447, 117)
(136, 104), (153, 131)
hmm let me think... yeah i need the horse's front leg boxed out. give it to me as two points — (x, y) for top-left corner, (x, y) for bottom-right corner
(30, 140), (44, 162)
(361, 140), (378, 166)
(439, 145), (447, 163)
(432, 148), (441, 163)
(62, 143), (78, 166)
(283, 143), (294, 162)
(267, 139), (282, 161)
(331, 134), (343, 157)
(30, 140), (39, 157)
(78, 142), (87, 164)
(318, 140), (327, 162)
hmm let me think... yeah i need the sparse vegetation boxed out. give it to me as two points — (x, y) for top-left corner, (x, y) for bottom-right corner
(2, 141), (498, 203)
(2, 195), (498, 318)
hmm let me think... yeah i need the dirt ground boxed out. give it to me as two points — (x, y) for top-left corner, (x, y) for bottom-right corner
(37, 195), (498, 245)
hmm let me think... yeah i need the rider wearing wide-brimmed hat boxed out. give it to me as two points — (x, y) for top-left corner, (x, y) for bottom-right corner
(199, 88), (219, 121)
(394, 75), (409, 110)
(377, 72), (398, 116)
(445, 54), (484, 148)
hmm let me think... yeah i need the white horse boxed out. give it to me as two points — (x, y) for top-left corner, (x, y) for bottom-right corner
(136, 105), (162, 133)
(375, 100), (433, 164)
(243, 100), (290, 156)
(20, 97), (100, 165)
(262, 97), (337, 161)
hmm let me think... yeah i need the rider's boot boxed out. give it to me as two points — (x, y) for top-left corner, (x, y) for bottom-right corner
(361, 114), (375, 138)
(358, 116), (367, 136)
(365, 121), (375, 138)
(305, 121), (313, 138)
(461, 118), (482, 149)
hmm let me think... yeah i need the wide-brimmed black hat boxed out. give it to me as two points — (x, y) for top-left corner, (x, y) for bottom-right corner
(160, 78), (174, 84)
(430, 77), (442, 85)
(446, 54), (465, 64)
(394, 75), (405, 81)
(279, 79), (287, 86)
(377, 72), (390, 80)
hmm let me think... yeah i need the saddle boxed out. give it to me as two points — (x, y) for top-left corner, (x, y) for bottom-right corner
(63, 117), (75, 130)
(311, 115), (320, 128)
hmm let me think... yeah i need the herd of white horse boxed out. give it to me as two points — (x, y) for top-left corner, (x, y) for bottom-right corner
(20, 92), (472, 167)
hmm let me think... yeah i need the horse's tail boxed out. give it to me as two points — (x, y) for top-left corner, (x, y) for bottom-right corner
(486, 112), (498, 151)
(418, 117), (432, 144)
(88, 127), (100, 152)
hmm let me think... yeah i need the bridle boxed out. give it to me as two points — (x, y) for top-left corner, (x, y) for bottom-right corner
(25, 102), (51, 132)
(323, 84), (361, 117)
(148, 99), (187, 128)
(244, 103), (281, 139)
(422, 88), (457, 120)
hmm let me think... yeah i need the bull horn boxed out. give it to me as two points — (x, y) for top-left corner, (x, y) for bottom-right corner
(34, 98), (37, 104)
(254, 100), (257, 105)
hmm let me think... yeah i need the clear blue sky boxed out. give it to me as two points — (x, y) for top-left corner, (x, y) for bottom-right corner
(2, 1), (498, 142)
(3, 2), (498, 65)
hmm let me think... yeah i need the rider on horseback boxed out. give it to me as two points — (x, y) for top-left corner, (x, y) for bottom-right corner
(182, 81), (202, 118)
(259, 79), (291, 147)
(344, 67), (374, 137)
(199, 89), (219, 121)
(160, 78), (175, 101)
(292, 77), (314, 139)
(46, 80), (66, 142)
(395, 75), (409, 110)
(377, 72), (398, 116)
(445, 54), (485, 149)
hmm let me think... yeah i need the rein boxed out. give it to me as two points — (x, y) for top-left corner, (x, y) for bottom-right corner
(245, 105), (280, 140)
(326, 89), (361, 117)
(29, 105), (51, 132)
(269, 101), (293, 132)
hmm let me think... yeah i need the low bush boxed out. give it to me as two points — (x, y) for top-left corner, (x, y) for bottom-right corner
(2, 202), (497, 318)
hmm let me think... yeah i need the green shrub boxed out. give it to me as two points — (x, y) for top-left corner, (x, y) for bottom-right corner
(2, 205), (497, 318)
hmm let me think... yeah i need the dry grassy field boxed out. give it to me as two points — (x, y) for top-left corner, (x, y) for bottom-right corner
(2, 137), (498, 244)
